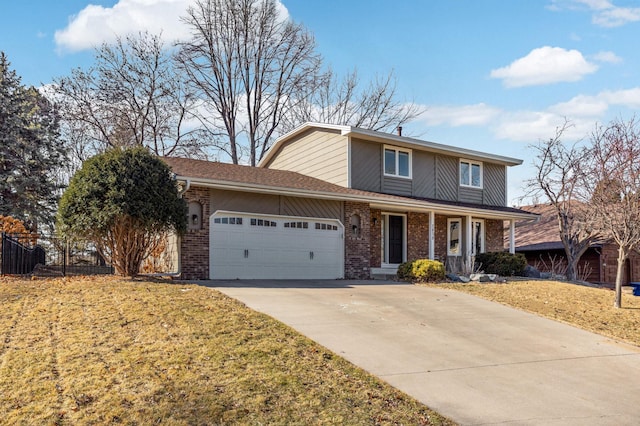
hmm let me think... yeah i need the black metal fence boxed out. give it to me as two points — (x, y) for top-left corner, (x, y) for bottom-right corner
(0, 232), (179, 277)
(0, 233), (114, 277)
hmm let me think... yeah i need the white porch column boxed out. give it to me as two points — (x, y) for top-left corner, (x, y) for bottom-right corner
(466, 215), (473, 268)
(429, 211), (435, 260)
(509, 219), (516, 254)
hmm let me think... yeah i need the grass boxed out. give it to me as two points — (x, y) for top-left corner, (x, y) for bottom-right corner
(0, 276), (453, 425)
(423, 280), (640, 347)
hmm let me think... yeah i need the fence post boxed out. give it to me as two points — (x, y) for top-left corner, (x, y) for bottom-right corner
(62, 239), (67, 277)
(0, 232), (4, 276)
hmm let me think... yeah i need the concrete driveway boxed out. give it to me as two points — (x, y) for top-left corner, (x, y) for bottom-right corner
(207, 280), (640, 425)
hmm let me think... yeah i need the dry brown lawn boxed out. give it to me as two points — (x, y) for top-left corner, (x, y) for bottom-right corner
(0, 276), (453, 425)
(424, 280), (640, 347)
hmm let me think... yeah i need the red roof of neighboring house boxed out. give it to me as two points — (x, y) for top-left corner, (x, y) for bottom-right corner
(511, 204), (562, 250)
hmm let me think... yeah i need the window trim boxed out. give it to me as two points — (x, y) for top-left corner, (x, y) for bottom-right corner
(383, 145), (412, 179)
(447, 218), (462, 257)
(471, 219), (485, 256)
(459, 159), (483, 189)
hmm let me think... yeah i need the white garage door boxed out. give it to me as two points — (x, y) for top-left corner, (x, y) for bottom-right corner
(210, 211), (344, 279)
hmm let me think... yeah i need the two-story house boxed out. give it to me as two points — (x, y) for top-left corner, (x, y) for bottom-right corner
(163, 122), (537, 280)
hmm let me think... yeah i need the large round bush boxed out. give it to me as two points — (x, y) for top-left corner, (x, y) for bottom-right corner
(57, 147), (186, 277)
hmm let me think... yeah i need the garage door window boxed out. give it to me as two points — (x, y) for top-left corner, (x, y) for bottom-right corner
(213, 217), (243, 225)
(315, 223), (338, 231)
(250, 218), (276, 227)
(284, 221), (308, 229)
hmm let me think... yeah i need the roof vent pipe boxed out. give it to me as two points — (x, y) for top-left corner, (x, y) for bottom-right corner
(397, 126), (402, 136)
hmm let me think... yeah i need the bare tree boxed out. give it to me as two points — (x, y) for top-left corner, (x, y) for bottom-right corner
(54, 32), (210, 165)
(282, 69), (422, 133)
(178, 0), (422, 165)
(525, 121), (602, 281)
(587, 117), (640, 308)
(177, 0), (322, 166)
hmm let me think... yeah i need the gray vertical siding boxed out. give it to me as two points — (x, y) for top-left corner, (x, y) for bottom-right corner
(435, 155), (458, 201)
(483, 163), (507, 206)
(412, 151), (436, 198)
(350, 138), (382, 192)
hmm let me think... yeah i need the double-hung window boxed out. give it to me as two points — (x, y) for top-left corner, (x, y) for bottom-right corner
(384, 146), (411, 178)
(460, 159), (482, 188)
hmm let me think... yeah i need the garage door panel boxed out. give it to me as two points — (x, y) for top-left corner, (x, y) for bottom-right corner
(210, 212), (343, 280)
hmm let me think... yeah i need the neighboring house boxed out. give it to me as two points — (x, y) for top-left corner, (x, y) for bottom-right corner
(164, 122), (537, 280)
(509, 203), (640, 286)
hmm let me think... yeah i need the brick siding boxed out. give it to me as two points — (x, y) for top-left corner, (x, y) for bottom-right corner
(485, 219), (505, 253)
(370, 209), (382, 268)
(407, 212), (430, 261)
(180, 187), (210, 280)
(434, 214), (449, 261)
(344, 201), (371, 279)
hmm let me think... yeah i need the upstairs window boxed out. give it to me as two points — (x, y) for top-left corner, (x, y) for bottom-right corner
(460, 159), (482, 188)
(384, 146), (411, 178)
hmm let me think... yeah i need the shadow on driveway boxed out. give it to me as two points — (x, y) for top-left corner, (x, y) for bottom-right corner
(185, 279), (407, 289)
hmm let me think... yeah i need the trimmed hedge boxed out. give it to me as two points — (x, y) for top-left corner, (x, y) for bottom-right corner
(398, 259), (446, 282)
(474, 252), (527, 276)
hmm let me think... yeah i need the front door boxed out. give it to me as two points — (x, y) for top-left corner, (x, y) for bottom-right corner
(388, 215), (403, 264)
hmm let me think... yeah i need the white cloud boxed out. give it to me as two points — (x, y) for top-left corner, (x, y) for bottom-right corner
(599, 88), (640, 108)
(592, 6), (640, 27)
(420, 103), (501, 127)
(494, 111), (595, 143)
(549, 94), (609, 117)
(549, 0), (640, 27)
(490, 46), (598, 88)
(54, 0), (290, 53)
(55, 0), (192, 52)
(591, 50), (622, 64)
(417, 87), (640, 143)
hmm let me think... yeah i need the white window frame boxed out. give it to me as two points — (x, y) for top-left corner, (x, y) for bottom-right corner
(471, 219), (485, 256)
(447, 218), (462, 257)
(383, 145), (412, 179)
(460, 159), (483, 188)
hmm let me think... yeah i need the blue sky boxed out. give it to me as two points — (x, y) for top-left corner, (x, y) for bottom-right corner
(2, 0), (640, 204)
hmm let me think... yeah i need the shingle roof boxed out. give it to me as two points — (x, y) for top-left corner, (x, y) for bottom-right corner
(409, 195), (535, 216)
(511, 204), (560, 249)
(162, 156), (537, 220)
(162, 156), (386, 197)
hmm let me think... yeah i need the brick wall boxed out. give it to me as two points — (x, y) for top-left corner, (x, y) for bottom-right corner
(434, 214), (448, 261)
(344, 201), (371, 279)
(485, 219), (505, 253)
(180, 187), (210, 280)
(407, 212), (430, 261)
(370, 209), (382, 268)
